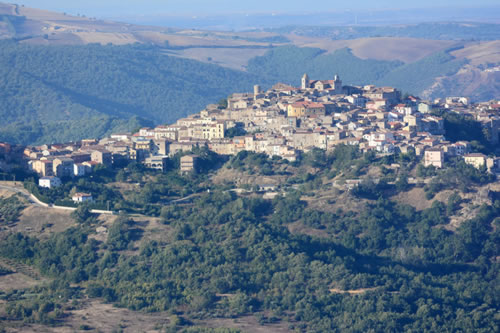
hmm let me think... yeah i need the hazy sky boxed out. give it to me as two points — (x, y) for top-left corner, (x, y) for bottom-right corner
(14, 0), (500, 16)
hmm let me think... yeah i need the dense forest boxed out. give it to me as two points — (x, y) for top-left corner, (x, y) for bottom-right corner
(247, 46), (403, 87)
(247, 46), (468, 97)
(376, 50), (467, 98)
(0, 40), (267, 145)
(0, 195), (25, 224)
(0, 146), (498, 331)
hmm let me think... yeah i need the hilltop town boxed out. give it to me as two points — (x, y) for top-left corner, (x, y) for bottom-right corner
(7, 73), (499, 191)
(1, 73), (500, 333)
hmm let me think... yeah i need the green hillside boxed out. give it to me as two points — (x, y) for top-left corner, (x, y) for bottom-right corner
(1, 148), (498, 331)
(376, 50), (468, 95)
(247, 46), (403, 86)
(247, 45), (468, 96)
(0, 40), (265, 145)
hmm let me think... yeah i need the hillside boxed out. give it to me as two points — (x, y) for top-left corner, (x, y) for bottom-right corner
(0, 40), (496, 145)
(245, 45), (472, 96)
(247, 46), (403, 86)
(249, 44), (498, 100)
(421, 64), (500, 101)
(0, 147), (498, 332)
(0, 3), (283, 49)
(288, 37), (456, 63)
(0, 40), (267, 144)
(375, 49), (468, 95)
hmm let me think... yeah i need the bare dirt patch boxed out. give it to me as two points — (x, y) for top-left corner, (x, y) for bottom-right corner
(195, 315), (292, 333)
(66, 300), (169, 333)
(329, 287), (379, 295)
(287, 221), (328, 238)
(392, 187), (455, 211)
(304, 189), (366, 214)
(0, 181), (25, 190)
(90, 213), (169, 248)
(7, 300), (170, 333)
(391, 187), (433, 211)
(139, 31), (268, 48)
(74, 32), (140, 45)
(0, 272), (42, 291)
(0, 189), (20, 198)
(444, 185), (497, 231)
(0, 256), (48, 291)
(13, 206), (74, 238)
(8, 303), (292, 333)
(106, 181), (137, 192)
(139, 217), (172, 246)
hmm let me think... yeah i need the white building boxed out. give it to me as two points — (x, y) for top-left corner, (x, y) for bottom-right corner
(72, 193), (93, 203)
(39, 176), (61, 189)
(110, 133), (131, 142)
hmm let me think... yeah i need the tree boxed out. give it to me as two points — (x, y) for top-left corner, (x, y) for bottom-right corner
(446, 192), (462, 215)
(71, 204), (93, 224)
(224, 126), (247, 138)
(395, 172), (410, 192)
(107, 215), (134, 250)
(218, 98), (228, 109)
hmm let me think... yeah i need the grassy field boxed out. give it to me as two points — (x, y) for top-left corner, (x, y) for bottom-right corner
(451, 40), (500, 65)
(289, 36), (456, 63)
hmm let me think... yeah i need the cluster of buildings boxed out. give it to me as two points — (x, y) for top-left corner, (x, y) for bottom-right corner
(22, 140), (115, 195)
(25, 140), (112, 179)
(126, 74), (498, 170)
(19, 74), (500, 191)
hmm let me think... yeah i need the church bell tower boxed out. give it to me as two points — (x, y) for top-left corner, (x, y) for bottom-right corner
(333, 74), (342, 94)
(301, 73), (309, 90)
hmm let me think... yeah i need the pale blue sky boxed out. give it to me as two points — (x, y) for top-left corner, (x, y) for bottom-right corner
(14, 0), (500, 16)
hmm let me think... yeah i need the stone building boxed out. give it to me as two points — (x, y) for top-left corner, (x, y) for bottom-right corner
(464, 153), (487, 169)
(91, 150), (112, 166)
(180, 155), (199, 174)
(53, 157), (75, 178)
(424, 148), (444, 168)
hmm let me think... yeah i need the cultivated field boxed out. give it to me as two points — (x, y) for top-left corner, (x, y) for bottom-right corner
(451, 40), (500, 65)
(289, 36), (456, 63)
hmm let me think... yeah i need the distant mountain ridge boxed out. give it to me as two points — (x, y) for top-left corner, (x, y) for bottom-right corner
(266, 22), (500, 41)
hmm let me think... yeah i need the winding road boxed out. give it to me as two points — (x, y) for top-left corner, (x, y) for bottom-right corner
(0, 183), (47, 207)
(0, 181), (205, 215)
(0, 182), (115, 214)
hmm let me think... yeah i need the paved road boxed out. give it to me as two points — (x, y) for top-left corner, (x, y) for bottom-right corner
(0, 183), (47, 207)
(0, 182), (211, 216)
(0, 182), (114, 214)
(169, 191), (203, 204)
